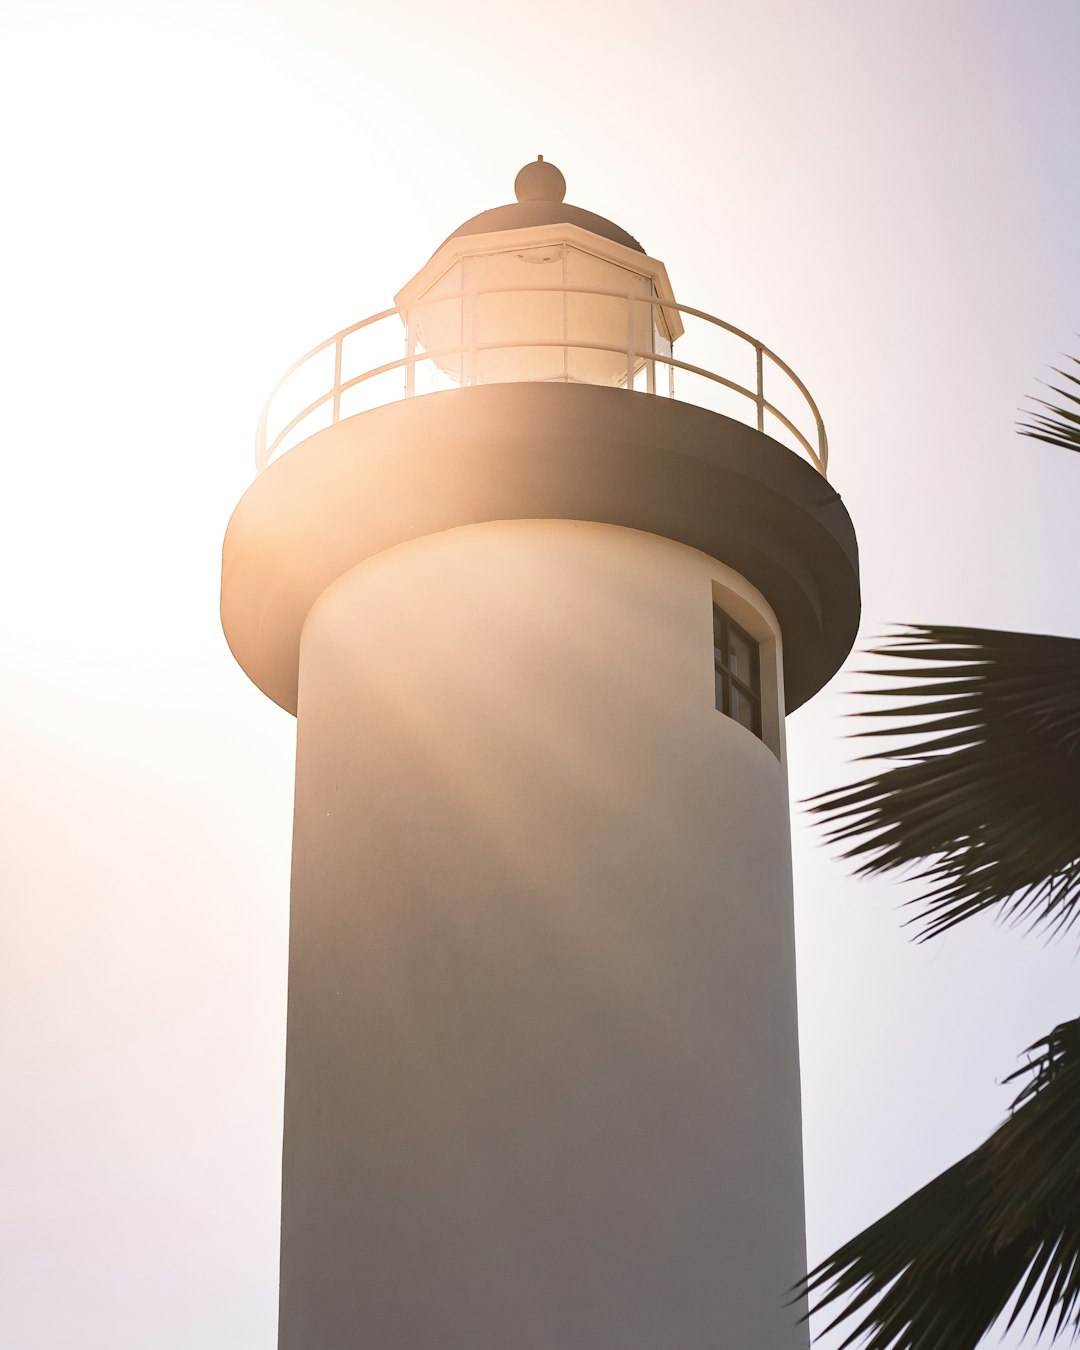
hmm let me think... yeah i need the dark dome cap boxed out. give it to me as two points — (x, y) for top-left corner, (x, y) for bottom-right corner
(514, 156), (566, 202)
(436, 158), (646, 255)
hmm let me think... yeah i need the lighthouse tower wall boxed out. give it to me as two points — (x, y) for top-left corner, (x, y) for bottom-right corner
(278, 518), (808, 1350)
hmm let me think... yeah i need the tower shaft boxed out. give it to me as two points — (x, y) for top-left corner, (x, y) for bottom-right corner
(279, 519), (807, 1348)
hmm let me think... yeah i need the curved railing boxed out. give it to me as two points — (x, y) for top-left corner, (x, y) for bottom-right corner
(255, 289), (829, 477)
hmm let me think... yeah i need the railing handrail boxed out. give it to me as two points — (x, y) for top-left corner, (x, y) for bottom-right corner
(255, 306), (397, 460)
(255, 287), (829, 477)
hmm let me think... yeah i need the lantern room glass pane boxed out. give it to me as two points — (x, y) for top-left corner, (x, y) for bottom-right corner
(465, 247), (567, 384)
(564, 248), (652, 386)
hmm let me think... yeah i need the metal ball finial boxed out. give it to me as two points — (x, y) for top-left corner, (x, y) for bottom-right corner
(514, 156), (566, 204)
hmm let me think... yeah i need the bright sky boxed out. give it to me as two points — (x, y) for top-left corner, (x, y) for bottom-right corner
(2, 1), (1079, 1346)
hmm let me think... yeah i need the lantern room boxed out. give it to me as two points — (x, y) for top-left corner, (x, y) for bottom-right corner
(394, 157), (684, 390)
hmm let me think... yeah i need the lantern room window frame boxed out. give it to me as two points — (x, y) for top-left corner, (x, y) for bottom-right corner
(393, 222), (684, 394)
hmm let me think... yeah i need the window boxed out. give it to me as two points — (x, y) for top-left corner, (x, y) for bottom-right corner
(713, 603), (762, 737)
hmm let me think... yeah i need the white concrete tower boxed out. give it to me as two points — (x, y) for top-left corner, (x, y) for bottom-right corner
(222, 159), (859, 1350)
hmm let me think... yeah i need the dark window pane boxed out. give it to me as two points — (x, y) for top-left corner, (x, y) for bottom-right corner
(730, 683), (759, 733)
(729, 626), (754, 682)
(712, 607), (727, 662)
(715, 667), (727, 714)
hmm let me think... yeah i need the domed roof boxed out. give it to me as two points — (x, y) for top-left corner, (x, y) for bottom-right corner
(435, 157), (646, 256)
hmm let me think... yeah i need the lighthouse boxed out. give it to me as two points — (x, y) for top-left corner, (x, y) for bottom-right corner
(221, 160), (859, 1349)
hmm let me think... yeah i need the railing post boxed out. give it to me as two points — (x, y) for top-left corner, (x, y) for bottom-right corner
(466, 291), (477, 387)
(405, 315), (416, 399)
(332, 334), (343, 425)
(755, 344), (764, 433)
(255, 406), (269, 475)
(626, 292), (635, 390)
(645, 295), (656, 394)
(817, 420), (829, 476)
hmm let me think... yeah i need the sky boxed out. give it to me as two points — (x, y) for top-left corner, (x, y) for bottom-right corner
(2, 0), (1079, 1346)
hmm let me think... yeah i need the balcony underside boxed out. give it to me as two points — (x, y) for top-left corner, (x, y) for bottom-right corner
(221, 382), (859, 715)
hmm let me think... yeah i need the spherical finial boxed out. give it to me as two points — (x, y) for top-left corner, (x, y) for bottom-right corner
(514, 156), (566, 204)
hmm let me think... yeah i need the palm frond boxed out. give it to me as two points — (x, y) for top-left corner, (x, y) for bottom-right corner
(1019, 356), (1080, 454)
(807, 625), (1080, 939)
(800, 1015), (1080, 1350)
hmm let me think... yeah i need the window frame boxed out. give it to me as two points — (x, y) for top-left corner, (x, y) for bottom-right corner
(713, 603), (763, 738)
